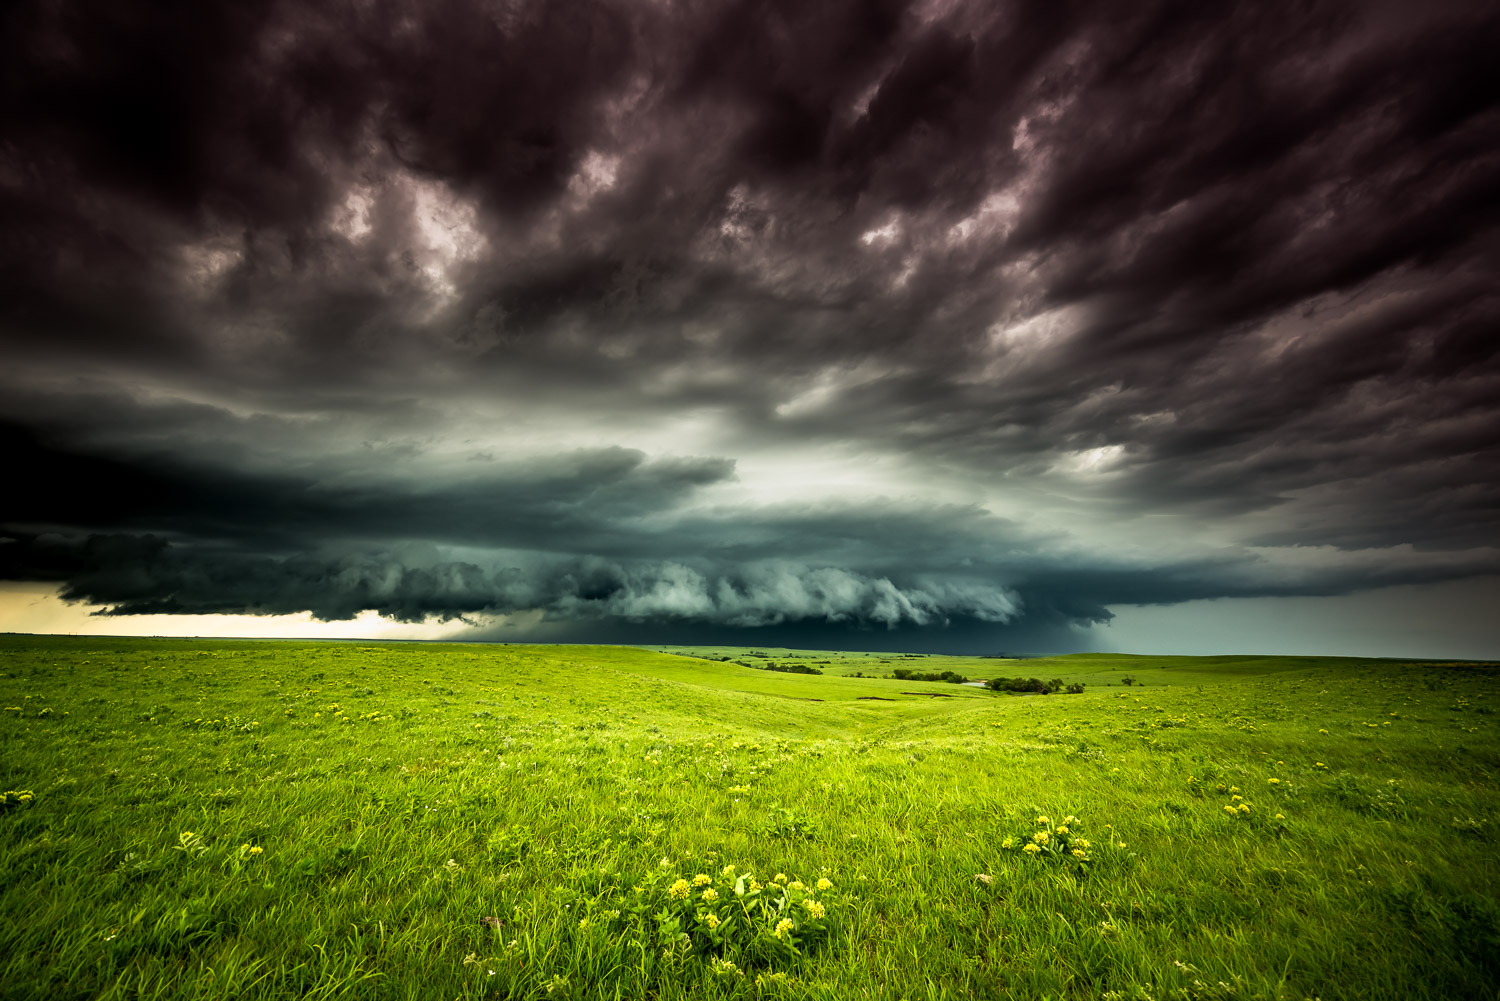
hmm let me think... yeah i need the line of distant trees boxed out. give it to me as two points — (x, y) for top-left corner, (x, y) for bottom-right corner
(752, 661), (823, 675)
(891, 668), (968, 683)
(985, 676), (1084, 695)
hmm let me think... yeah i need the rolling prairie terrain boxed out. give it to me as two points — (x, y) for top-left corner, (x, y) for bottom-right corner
(1, 636), (1496, 1000)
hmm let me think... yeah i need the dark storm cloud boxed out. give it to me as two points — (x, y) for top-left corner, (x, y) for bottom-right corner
(6, 423), (1494, 634)
(0, 418), (736, 554)
(2, 0), (1498, 638)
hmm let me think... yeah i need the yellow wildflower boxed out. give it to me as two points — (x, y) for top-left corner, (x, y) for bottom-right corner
(701, 888), (719, 902)
(774, 918), (795, 939)
(721, 864), (735, 876)
(669, 879), (690, 899)
(1022, 843), (1042, 855)
(1224, 805), (1238, 816)
(1238, 804), (1250, 814)
(1057, 825), (1070, 835)
(692, 873), (712, 886)
(803, 899), (826, 919)
(773, 873), (787, 883)
(815, 877), (833, 891)
(1063, 815), (1079, 825)
(1036, 815), (1051, 825)
(1268, 778), (1280, 785)
(704, 913), (721, 930)
(789, 880), (806, 891)
(1033, 831), (1049, 845)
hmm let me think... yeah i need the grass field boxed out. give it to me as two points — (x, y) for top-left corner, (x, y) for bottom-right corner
(1, 636), (1497, 1001)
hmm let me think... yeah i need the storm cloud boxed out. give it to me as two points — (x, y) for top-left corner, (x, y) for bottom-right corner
(2, 0), (1497, 648)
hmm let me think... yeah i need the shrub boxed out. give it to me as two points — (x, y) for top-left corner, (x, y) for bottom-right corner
(893, 669), (968, 683)
(755, 663), (822, 676)
(985, 677), (1048, 694)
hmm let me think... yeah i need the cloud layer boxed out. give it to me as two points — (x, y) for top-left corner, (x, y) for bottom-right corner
(2, 0), (1497, 646)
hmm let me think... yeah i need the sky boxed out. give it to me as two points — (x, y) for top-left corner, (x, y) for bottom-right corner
(2, 0), (1497, 657)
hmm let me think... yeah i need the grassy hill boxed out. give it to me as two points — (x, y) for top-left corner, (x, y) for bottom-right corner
(1, 636), (1497, 1000)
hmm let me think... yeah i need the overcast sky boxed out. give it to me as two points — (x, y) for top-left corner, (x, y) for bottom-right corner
(2, 0), (1497, 656)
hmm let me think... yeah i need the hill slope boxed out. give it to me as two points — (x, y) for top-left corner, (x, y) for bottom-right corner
(1, 637), (1497, 1000)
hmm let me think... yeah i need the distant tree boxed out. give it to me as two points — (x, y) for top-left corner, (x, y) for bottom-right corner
(894, 668), (968, 684)
(1121, 676), (1135, 686)
(985, 677), (1050, 694)
(756, 662), (822, 675)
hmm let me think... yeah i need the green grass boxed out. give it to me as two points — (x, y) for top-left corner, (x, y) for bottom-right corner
(2, 636), (1497, 1000)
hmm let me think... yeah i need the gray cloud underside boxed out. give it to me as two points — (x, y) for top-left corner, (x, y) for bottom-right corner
(5, 420), (1494, 630)
(2, 0), (1498, 633)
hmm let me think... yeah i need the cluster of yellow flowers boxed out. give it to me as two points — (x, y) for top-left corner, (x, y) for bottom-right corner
(655, 862), (837, 951)
(1, 790), (35, 810)
(1013, 814), (1093, 862)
